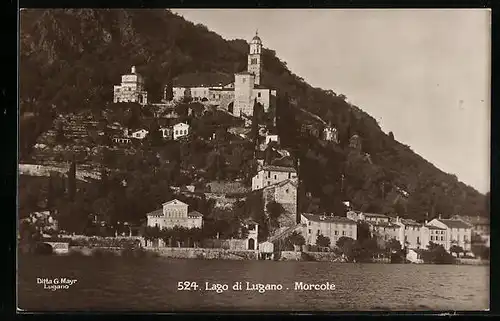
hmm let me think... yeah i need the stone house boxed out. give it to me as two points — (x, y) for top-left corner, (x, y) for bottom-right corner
(251, 165), (297, 191)
(262, 178), (298, 226)
(300, 214), (358, 248)
(426, 217), (472, 252)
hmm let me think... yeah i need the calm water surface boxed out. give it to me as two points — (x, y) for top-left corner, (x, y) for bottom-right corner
(18, 255), (489, 311)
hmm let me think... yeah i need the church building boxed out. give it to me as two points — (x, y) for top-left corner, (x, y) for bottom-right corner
(167, 32), (277, 117)
(113, 66), (148, 105)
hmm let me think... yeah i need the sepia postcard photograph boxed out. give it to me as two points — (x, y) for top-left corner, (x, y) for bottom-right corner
(17, 8), (490, 312)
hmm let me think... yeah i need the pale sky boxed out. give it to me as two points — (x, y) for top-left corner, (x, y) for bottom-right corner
(173, 9), (491, 194)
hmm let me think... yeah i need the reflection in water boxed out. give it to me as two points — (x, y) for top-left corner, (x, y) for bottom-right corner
(18, 256), (489, 311)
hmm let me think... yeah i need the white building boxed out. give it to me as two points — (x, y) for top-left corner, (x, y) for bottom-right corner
(251, 165), (297, 190)
(323, 126), (338, 143)
(426, 217), (472, 252)
(393, 217), (424, 250)
(301, 214), (358, 248)
(168, 32), (277, 118)
(173, 122), (190, 140)
(127, 129), (149, 140)
(113, 66), (148, 105)
(146, 199), (203, 230)
(265, 134), (280, 145)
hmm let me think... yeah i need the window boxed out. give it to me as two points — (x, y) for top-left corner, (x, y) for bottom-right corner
(288, 173), (291, 179)
(342, 231), (346, 236)
(258, 92), (261, 98)
(267, 181), (270, 185)
(335, 231), (338, 235)
(268, 171), (271, 178)
(308, 222), (311, 226)
(349, 231), (352, 236)
(417, 237), (420, 244)
(274, 175), (277, 180)
(308, 229), (311, 233)
(242, 78), (246, 83)
(440, 236), (444, 241)
(431, 236), (434, 241)
(251, 58), (257, 64)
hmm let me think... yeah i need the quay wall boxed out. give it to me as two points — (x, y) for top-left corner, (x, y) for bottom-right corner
(146, 247), (259, 260)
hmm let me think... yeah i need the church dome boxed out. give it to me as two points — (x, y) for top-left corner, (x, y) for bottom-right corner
(251, 31), (262, 44)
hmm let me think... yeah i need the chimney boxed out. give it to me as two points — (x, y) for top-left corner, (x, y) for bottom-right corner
(131, 66), (136, 74)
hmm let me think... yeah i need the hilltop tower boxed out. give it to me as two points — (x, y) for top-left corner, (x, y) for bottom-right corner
(248, 30), (263, 85)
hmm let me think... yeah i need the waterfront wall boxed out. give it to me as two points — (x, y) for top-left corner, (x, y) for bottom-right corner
(147, 247), (258, 260)
(456, 258), (489, 266)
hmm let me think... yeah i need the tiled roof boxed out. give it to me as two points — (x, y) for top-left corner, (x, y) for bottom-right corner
(362, 212), (389, 218)
(261, 165), (296, 173)
(146, 209), (163, 217)
(400, 219), (423, 227)
(425, 225), (447, 230)
(438, 219), (472, 229)
(369, 221), (400, 228)
(453, 215), (489, 225)
(302, 213), (357, 224)
(188, 211), (203, 218)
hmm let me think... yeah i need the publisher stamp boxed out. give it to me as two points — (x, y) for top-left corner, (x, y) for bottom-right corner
(37, 277), (78, 291)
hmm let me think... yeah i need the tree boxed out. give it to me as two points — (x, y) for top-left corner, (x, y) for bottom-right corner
(55, 122), (66, 143)
(67, 157), (76, 201)
(288, 231), (305, 246)
(147, 120), (163, 147)
(316, 234), (331, 248)
(449, 245), (464, 258)
(266, 201), (285, 227)
(336, 236), (355, 258)
(385, 238), (402, 253)
(388, 131), (395, 140)
(471, 244), (489, 260)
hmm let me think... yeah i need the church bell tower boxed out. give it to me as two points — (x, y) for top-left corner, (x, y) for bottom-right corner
(248, 30), (263, 85)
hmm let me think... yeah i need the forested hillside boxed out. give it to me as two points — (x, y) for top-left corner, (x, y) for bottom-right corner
(19, 9), (488, 221)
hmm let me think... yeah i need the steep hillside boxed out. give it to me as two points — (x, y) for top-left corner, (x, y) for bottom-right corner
(19, 9), (488, 220)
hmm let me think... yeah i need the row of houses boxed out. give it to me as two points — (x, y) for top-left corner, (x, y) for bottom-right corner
(112, 122), (190, 145)
(297, 210), (485, 255)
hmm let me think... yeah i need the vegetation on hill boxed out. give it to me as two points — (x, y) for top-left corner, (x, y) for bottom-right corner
(20, 9), (488, 226)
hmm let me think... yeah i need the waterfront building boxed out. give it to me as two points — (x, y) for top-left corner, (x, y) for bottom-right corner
(265, 134), (280, 145)
(426, 217), (472, 252)
(173, 122), (190, 140)
(393, 217), (424, 250)
(146, 199), (203, 230)
(251, 165), (297, 190)
(244, 218), (259, 250)
(300, 214), (357, 248)
(168, 32), (277, 118)
(367, 221), (401, 246)
(421, 224), (448, 249)
(113, 66), (148, 105)
(451, 215), (490, 247)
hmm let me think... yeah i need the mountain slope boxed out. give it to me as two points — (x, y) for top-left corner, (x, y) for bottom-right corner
(19, 9), (488, 220)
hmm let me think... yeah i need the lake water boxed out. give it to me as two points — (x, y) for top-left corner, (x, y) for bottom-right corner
(17, 255), (489, 312)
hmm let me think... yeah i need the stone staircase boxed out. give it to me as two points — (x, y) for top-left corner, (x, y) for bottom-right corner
(268, 223), (303, 243)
